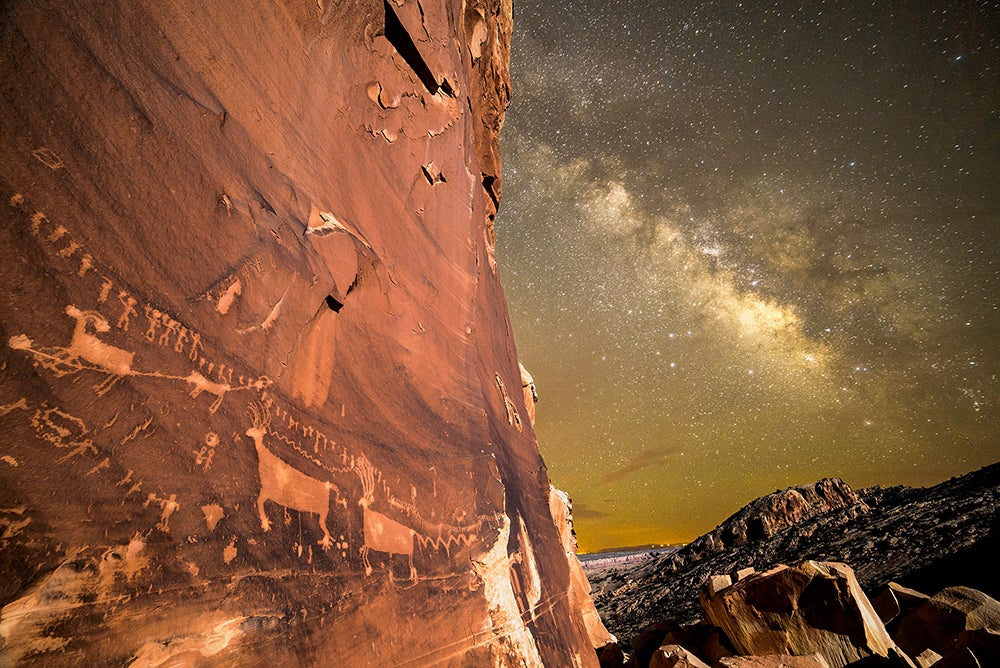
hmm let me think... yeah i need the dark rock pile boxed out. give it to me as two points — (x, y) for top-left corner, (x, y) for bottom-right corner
(597, 560), (1000, 668)
(590, 464), (1000, 650)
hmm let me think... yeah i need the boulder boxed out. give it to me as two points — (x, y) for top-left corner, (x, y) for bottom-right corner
(931, 647), (980, 667)
(893, 587), (1000, 658)
(674, 621), (735, 664)
(648, 644), (709, 668)
(954, 627), (1000, 663)
(625, 619), (734, 668)
(872, 583), (930, 625)
(597, 641), (626, 668)
(627, 620), (686, 668)
(913, 649), (943, 667)
(701, 561), (896, 668)
(843, 647), (917, 667)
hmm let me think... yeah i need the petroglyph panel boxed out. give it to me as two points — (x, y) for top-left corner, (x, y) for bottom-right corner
(6, 194), (269, 416)
(0, 0), (605, 659)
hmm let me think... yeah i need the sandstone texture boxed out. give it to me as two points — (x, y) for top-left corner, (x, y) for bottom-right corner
(700, 561), (895, 668)
(590, 465), (1000, 645)
(716, 655), (831, 668)
(0, 0), (602, 664)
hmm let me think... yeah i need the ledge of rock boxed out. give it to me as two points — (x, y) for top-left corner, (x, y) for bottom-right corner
(701, 561), (896, 668)
(0, 1), (599, 664)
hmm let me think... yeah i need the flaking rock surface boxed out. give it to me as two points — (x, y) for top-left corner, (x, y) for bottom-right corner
(0, 1), (599, 665)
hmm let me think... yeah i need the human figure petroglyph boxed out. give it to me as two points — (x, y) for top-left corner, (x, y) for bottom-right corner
(194, 433), (219, 470)
(173, 325), (189, 354)
(144, 493), (179, 533)
(185, 331), (202, 362)
(115, 292), (137, 331)
(245, 403), (346, 551)
(21, 208), (95, 278)
(143, 306), (160, 342)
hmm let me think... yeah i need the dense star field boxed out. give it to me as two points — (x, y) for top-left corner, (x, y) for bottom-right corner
(494, 0), (1000, 552)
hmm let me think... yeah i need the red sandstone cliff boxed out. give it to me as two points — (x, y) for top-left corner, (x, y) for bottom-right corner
(0, 1), (599, 664)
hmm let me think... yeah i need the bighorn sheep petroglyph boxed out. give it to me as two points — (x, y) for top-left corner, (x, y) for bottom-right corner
(63, 305), (134, 394)
(245, 403), (346, 550)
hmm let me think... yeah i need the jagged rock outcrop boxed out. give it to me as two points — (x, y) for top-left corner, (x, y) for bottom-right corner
(0, 0), (601, 664)
(589, 464), (1000, 647)
(685, 480), (867, 559)
(700, 561), (896, 668)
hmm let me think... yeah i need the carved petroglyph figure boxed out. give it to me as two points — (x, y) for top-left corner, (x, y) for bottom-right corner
(29, 404), (97, 461)
(8, 306), (135, 395)
(0, 398), (29, 419)
(64, 306), (133, 394)
(361, 504), (417, 579)
(245, 403), (346, 550)
(185, 371), (230, 414)
(32, 146), (64, 170)
(9, 302), (268, 413)
(354, 456), (417, 580)
(194, 433), (219, 470)
(144, 493), (180, 533)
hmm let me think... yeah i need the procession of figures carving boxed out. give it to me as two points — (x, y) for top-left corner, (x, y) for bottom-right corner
(2, 191), (491, 581)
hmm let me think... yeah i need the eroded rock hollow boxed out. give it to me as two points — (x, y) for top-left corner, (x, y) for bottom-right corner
(0, 1), (600, 664)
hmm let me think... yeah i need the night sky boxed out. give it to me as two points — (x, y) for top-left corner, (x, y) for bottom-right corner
(494, 0), (1000, 552)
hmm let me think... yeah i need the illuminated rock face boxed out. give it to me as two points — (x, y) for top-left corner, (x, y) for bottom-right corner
(701, 561), (896, 668)
(0, 1), (598, 664)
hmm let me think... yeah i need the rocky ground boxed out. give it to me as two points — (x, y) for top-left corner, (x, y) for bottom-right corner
(589, 462), (1000, 651)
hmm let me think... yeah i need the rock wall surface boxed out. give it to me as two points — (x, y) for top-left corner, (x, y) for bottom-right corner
(0, 1), (598, 664)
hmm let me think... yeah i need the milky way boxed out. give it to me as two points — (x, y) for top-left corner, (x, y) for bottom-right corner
(494, 0), (1000, 551)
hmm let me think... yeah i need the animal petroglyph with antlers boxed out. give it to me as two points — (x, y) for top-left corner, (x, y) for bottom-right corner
(245, 403), (346, 550)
